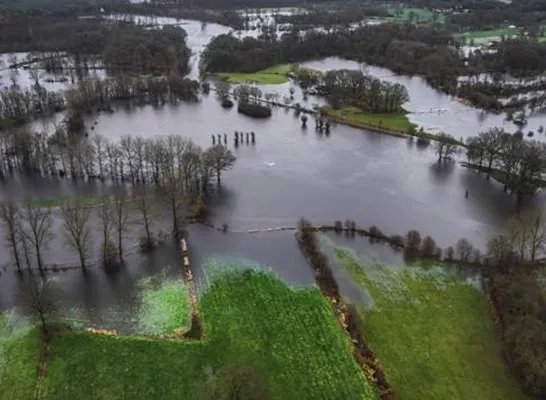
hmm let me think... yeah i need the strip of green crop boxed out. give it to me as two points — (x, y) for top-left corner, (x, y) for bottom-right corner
(41, 262), (376, 399)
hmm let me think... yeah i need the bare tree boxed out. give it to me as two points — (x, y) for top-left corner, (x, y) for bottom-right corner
(204, 144), (237, 183)
(26, 277), (57, 336)
(111, 192), (132, 264)
(507, 210), (546, 261)
(135, 188), (156, 251)
(0, 201), (22, 271)
(455, 238), (473, 262)
(98, 197), (117, 268)
(21, 200), (54, 271)
(60, 200), (92, 268)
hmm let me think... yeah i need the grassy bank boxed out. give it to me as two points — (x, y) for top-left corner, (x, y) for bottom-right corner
(457, 27), (519, 40)
(332, 247), (526, 400)
(217, 64), (292, 84)
(41, 265), (375, 399)
(322, 106), (414, 133)
(0, 313), (40, 400)
(321, 106), (466, 146)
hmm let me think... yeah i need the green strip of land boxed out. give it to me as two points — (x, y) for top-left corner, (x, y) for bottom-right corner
(217, 64), (293, 84)
(32, 194), (104, 208)
(457, 27), (519, 40)
(331, 247), (527, 400)
(25, 266), (374, 399)
(321, 106), (415, 133)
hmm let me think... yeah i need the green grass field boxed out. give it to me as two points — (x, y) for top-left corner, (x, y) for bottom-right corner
(32, 194), (103, 208)
(322, 106), (414, 133)
(134, 275), (191, 335)
(38, 265), (374, 399)
(457, 27), (519, 40)
(387, 6), (444, 23)
(332, 247), (527, 400)
(0, 313), (40, 400)
(217, 64), (292, 84)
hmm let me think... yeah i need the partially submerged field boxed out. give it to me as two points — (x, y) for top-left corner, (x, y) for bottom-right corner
(2, 263), (375, 399)
(217, 64), (292, 84)
(331, 246), (526, 400)
(321, 106), (414, 133)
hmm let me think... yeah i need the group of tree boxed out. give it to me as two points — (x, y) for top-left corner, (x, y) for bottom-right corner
(0, 17), (191, 76)
(202, 24), (463, 94)
(0, 135), (237, 271)
(483, 209), (546, 398)
(232, 84), (272, 118)
(274, 6), (390, 29)
(465, 126), (546, 195)
(319, 69), (409, 113)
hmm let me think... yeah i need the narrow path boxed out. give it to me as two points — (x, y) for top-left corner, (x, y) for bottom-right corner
(33, 331), (51, 400)
(179, 235), (202, 340)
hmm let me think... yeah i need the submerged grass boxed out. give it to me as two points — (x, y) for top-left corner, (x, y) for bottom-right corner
(134, 274), (191, 335)
(332, 247), (527, 400)
(42, 262), (375, 400)
(217, 64), (292, 84)
(0, 312), (40, 400)
(32, 194), (103, 208)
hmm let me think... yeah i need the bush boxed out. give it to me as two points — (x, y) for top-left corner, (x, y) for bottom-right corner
(405, 230), (422, 251)
(456, 238), (473, 262)
(139, 235), (156, 252)
(237, 102), (272, 118)
(420, 235), (436, 258)
(368, 225), (386, 240)
(389, 234), (404, 248)
(102, 239), (119, 269)
(445, 246), (454, 260)
(221, 98), (234, 108)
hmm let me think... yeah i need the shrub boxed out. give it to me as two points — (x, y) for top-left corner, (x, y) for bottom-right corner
(102, 239), (119, 269)
(221, 98), (234, 108)
(389, 234), (404, 248)
(368, 225), (386, 240)
(139, 235), (156, 252)
(420, 235), (436, 258)
(237, 102), (272, 118)
(445, 246), (454, 260)
(456, 238), (473, 262)
(405, 230), (422, 251)
(471, 249), (481, 264)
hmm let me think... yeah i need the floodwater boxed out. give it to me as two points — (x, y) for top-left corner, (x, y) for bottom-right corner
(0, 14), (543, 329)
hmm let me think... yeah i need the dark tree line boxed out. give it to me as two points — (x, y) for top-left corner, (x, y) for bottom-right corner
(465, 127), (546, 196)
(0, 18), (190, 76)
(202, 24), (463, 93)
(275, 7), (390, 29)
(319, 69), (409, 113)
(0, 75), (199, 130)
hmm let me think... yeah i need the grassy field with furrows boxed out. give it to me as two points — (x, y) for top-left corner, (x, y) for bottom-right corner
(331, 247), (527, 400)
(36, 263), (375, 400)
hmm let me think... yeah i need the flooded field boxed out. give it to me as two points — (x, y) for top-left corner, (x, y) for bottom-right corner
(0, 13), (543, 330)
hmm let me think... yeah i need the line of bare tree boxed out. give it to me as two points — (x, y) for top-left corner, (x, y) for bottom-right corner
(0, 135), (236, 271)
(465, 126), (546, 196)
